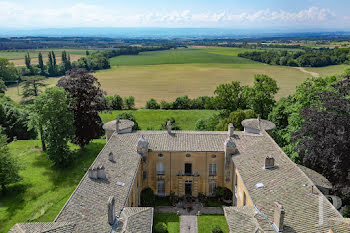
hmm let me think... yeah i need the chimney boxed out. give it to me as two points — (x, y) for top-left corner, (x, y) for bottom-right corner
(137, 135), (149, 155)
(264, 156), (275, 169)
(97, 165), (106, 179)
(273, 202), (285, 232)
(108, 196), (116, 225)
(167, 120), (171, 134)
(88, 167), (98, 179)
(228, 123), (234, 137)
(116, 119), (120, 133)
(109, 152), (114, 162)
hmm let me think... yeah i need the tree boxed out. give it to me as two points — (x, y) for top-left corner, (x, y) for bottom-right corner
(31, 87), (74, 166)
(21, 76), (48, 104)
(24, 52), (31, 70)
(145, 98), (160, 109)
(216, 109), (256, 131)
(243, 74), (279, 119)
(213, 81), (246, 116)
(0, 103), (37, 141)
(0, 79), (6, 93)
(57, 68), (105, 148)
(172, 95), (191, 109)
(110, 94), (123, 110)
(293, 76), (350, 195)
(47, 51), (58, 76)
(123, 96), (135, 109)
(154, 222), (168, 233)
(38, 52), (45, 75)
(86, 50), (90, 56)
(0, 58), (19, 82)
(0, 129), (21, 193)
(61, 50), (71, 72)
(212, 225), (223, 233)
(117, 112), (140, 130)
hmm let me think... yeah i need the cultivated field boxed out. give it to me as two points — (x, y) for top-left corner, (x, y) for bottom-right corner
(0, 49), (87, 66)
(5, 47), (349, 106)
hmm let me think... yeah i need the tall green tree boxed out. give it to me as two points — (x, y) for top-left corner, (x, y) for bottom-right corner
(0, 129), (21, 193)
(24, 52), (31, 70)
(21, 76), (47, 104)
(243, 74), (279, 119)
(0, 58), (18, 82)
(57, 68), (104, 148)
(47, 51), (57, 76)
(61, 50), (71, 72)
(38, 52), (45, 75)
(31, 87), (74, 166)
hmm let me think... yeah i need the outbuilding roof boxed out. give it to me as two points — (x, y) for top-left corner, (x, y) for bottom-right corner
(241, 118), (276, 131)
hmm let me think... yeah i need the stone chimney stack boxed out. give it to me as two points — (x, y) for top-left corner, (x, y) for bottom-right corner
(108, 196), (116, 225)
(167, 121), (171, 134)
(137, 135), (149, 163)
(264, 156), (275, 169)
(228, 123), (234, 137)
(273, 201), (285, 232)
(116, 119), (120, 133)
(88, 167), (98, 179)
(109, 152), (114, 162)
(97, 165), (106, 179)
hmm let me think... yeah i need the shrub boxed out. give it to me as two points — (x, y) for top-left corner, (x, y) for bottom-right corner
(195, 119), (207, 131)
(140, 187), (155, 207)
(145, 98), (160, 109)
(123, 96), (135, 109)
(117, 112), (140, 130)
(154, 222), (168, 233)
(212, 225), (223, 233)
(216, 109), (256, 131)
(160, 100), (173, 109)
(111, 94), (123, 110)
(173, 95), (191, 109)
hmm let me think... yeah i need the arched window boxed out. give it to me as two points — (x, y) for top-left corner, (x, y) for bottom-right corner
(156, 162), (165, 175)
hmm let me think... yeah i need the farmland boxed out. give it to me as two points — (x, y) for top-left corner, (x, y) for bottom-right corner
(4, 47), (349, 107)
(0, 49), (87, 66)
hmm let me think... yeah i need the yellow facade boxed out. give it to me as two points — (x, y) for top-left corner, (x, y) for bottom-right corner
(126, 151), (253, 208)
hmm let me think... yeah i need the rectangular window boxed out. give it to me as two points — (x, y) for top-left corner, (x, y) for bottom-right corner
(185, 163), (192, 176)
(209, 163), (217, 176)
(209, 180), (217, 196)
(156, 162), (165, 175)
(157, 180), (165, 196)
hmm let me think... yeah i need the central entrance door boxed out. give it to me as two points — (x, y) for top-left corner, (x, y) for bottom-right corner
(185, 181), (192, 196)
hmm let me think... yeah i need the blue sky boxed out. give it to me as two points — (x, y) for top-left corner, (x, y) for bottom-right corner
(0, 0), (349, 29)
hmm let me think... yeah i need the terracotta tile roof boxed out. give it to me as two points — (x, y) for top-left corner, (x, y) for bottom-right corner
(242, 118), (276, 131)
(297, 165), (333, 190)
(114, 207), (154, 233)
(8, 222), (76, 233)
(102, 119), (134, 131)
(231, 130), (345, 232)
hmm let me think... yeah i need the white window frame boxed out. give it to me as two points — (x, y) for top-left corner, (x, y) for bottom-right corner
(209, 180), (217, 196)
(209, 163), (217, 176)
(156, 162), (165, 175)
(157, 179), (165, 196)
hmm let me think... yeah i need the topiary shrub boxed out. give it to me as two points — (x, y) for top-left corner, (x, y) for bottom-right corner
(212, 225), (223, 233)
(140, 187), (155, 207)
(154, 222), (168, 233)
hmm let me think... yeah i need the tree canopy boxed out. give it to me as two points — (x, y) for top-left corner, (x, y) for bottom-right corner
(31, 87), (74, 166)
(57, 68), (104, 148)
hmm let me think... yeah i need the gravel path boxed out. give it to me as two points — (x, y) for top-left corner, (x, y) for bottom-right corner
(180, 215), (198, 233)
(294, 67), (320, 77)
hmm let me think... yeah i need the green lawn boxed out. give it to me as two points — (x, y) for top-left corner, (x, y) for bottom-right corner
(197, 215), (229, 233)
(0, 140), (105, 233)
(110, 47), (257, 66)
(153, 213), (180, 233)
(99, 109), (217, 130)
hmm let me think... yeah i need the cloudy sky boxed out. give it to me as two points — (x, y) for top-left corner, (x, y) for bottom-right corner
(0, 0), (349, 29)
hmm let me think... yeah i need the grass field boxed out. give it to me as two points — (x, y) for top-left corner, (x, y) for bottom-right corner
(197, 215), (229, 233)
(99, 109), (216, 130)
(5, 47), (349, 107)
(0, 49), (87, 66)
(0, 140), (105, 233)
(153, 213), (180, 233)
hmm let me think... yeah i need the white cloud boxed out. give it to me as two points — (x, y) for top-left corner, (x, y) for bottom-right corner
(0, 2), (338, 28)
